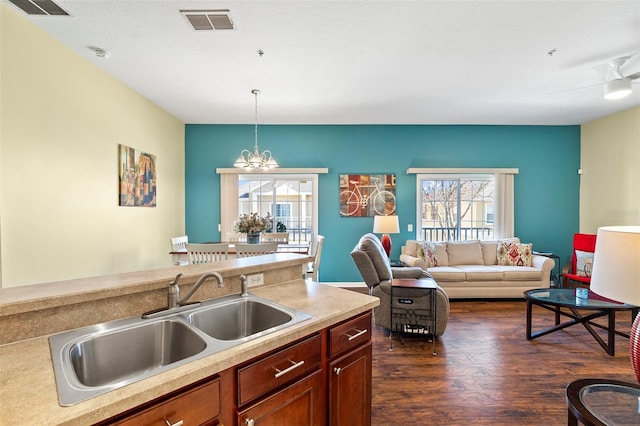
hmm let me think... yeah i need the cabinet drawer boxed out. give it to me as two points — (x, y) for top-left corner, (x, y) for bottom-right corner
(238, 334), (321, 406)
(328, 311), (372, 358)
(111, 378), (220, 426)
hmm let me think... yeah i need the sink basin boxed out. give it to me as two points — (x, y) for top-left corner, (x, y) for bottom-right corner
(69, 320), (206, 387)
(50, 317), (208, 406)
(186, 298), (296, 340)
(49, 294), (310, 406)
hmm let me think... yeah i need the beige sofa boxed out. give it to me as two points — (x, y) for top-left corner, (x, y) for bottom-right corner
(400, 239), (555, 299)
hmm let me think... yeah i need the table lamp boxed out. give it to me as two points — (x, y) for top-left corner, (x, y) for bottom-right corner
(589, 226), (640, 383)
(373, 215), (400, 257)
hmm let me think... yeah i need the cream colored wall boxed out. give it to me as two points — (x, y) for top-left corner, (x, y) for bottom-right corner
(0, 5), (185, 287)
(580, 106), (640, 232)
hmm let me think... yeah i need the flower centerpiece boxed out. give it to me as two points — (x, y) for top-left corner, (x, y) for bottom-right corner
(233, 212), (272, 243)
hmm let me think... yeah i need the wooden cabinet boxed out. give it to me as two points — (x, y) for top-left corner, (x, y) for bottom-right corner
(328, 343), (372, 426)
(237, 334), (322, 406)
(238, 369), (325, 425)
(103, 377), (221, 426)
(327, 311), (373, 426)
(100, 310), (373, 426)
(236, 334), (324, 425)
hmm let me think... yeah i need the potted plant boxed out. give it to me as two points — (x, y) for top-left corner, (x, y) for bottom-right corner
(233, 212), (272, 243)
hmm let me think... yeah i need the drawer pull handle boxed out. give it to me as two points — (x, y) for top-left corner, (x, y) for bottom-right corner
(334, 367), (342, 375)
(245, 419), (255, 426)
(274, 359), (305, 378)
(345, 328), (367, 341)
(164, 418), (183, 426)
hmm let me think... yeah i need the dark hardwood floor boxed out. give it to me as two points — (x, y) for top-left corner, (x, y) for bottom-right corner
(370, 299), (636, 425)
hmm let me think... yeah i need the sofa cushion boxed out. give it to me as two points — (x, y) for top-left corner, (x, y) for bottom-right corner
(497, 242), (533, 267)
(446, 240), (483, 266)
(480, 241), (498, 265)
(575, 250), (594, 277)
(426, 266), (467, 282)
(417, 241), (439, 267)
(433, 242), (448, 266)
(500, 266), (542, 281)
(456, 265), (504, 281)
(405, 240), (420, 257)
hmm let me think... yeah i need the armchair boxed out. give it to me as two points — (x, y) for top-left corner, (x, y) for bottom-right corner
(562, 233), (597, 288)
(351, 233), (450, 336)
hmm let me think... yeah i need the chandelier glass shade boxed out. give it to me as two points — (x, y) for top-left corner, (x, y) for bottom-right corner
(234, 89), (279, 170)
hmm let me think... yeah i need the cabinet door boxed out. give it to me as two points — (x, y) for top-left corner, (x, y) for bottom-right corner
(238, 370), (325, 426)
(329, 342), (372, 426)
(108, 378), (220, 426)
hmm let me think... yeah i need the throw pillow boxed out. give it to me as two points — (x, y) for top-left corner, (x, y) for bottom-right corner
(497, 242), (533, 267)
(416, 241), (439, 268)
(575, 250), (594, 277)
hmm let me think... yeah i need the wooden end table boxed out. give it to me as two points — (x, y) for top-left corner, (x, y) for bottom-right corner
(389, 278), (438, 355)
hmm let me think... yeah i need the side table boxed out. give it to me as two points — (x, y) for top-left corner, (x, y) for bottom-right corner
(534, 251), (562, 287)
(566, 378), (640, 426)
(389, 278), (437, 355)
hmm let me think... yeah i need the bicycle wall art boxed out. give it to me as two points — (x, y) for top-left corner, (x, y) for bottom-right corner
(339, 174), (396, 217)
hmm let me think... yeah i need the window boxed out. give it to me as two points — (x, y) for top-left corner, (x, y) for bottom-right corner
(218, 171), (321, 244)
(238, 175), (314, 242)
(412, 168), (517, 241)
(419, 175), (494, 241)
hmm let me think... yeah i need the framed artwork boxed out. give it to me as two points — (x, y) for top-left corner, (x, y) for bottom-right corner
(118, 144), (156, 207)
(339, 174), (396, 216)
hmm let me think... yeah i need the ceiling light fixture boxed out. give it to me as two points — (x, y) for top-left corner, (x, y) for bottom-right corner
(604, 78), (632, 100)
(234, 89), (279, 170)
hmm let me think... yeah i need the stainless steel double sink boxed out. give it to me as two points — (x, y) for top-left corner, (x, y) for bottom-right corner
(49, 294), (311, 406)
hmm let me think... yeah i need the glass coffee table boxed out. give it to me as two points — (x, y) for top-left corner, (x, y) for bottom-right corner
(524, 288), (638, 356)
(566, 378), (640, 426)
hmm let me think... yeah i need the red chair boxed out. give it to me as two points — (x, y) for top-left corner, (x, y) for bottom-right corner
(562, 233), (597, 288)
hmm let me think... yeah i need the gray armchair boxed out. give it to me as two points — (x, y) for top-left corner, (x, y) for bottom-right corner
(351, 233), (449, 336)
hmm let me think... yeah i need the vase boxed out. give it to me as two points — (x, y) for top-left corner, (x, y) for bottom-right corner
(247, 233), (260, 244)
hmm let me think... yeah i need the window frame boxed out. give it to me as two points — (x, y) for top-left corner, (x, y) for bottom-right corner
(217, 168), (327, 243)
(409, 168), (518, 241)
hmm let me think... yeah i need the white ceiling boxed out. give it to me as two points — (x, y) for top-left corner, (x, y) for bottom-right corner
(4, 0), (640, 125)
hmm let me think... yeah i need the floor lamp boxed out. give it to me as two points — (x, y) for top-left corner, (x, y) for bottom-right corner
(373, 215), (399, 257)
(589, 226), (640, 384)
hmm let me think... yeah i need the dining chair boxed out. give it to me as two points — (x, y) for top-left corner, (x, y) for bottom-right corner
(170, 235), (189, 265)
(186, 243), (229, 264)
(261, 232), (289, 244)
(170, 235), (188, 251)
(307, 235), (325, 282)
(235, 243), (279, 258)
(226, 232), (247, 243)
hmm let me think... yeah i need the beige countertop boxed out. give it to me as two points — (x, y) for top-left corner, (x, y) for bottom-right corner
(0, 279), (378, 425)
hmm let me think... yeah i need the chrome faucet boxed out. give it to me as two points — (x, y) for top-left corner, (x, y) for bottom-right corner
(240, 275), (249, 297)
(178, 272), (224, 306)
(142, 271), (224, 319)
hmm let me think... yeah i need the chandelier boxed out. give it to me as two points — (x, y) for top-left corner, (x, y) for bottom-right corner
(234, 89), (279, 169)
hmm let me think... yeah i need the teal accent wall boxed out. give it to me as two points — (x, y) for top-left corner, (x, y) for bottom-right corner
(186, 125), (580, 282)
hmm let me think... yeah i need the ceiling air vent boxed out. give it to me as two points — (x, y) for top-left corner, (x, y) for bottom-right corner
(180, 9), (234, 31)
(8, 0), (69, 15)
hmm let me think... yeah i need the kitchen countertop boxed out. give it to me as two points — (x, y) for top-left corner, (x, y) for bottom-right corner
(0, 279), (378, 425)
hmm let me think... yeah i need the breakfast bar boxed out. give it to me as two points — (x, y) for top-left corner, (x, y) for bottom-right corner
(0, 254), (378, 425)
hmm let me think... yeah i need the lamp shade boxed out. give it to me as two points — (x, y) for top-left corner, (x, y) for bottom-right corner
(590, 226), (640, 306)
(373, 215), (400, 234)
(590, 226), (640, 385)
